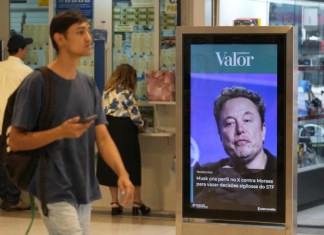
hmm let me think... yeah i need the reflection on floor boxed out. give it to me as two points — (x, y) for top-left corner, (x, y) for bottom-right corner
(1, 206), (324, 235)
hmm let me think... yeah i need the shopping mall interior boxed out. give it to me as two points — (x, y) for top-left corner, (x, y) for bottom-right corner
(1, 0), (324, 234)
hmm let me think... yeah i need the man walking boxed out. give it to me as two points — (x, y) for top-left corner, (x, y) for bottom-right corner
(8, 11), (134, 234)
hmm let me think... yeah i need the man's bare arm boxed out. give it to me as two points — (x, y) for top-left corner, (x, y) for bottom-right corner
(9, 116), (93, 152)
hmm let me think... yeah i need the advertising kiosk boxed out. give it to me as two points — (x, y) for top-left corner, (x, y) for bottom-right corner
(176, 26), (297, 235)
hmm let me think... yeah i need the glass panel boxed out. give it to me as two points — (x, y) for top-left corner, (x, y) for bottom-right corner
(205, 0), (213, 26)
(112, 0), (155, 101)
(10, 0), (49, 68)
(218, 0), (324, 231)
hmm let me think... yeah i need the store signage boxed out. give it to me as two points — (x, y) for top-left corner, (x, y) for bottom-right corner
(215, 52), (255, 67)
(93, 29), (107, 41)
(165, 0), (177, 15)
(38, 0), (49, 6)
(191, 44), (277, 74)
(56, 0), (93, 19)
(114, 25), (133, 32)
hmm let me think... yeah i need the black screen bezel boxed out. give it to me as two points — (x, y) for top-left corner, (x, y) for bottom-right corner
(182, 33), (286, 224)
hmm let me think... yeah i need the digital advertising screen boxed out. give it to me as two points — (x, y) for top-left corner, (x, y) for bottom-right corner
(182, 32), (286, 223)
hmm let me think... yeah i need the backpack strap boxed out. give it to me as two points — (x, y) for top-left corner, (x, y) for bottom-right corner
(35, 66), (54, 217)
(38, 66), (54, 129)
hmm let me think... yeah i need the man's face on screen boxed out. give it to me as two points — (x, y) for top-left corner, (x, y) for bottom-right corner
(219, 97), (266, 167)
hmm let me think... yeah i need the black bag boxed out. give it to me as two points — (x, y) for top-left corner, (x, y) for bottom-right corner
(1, 150), (40, 191)
(0, 66), (53, 216)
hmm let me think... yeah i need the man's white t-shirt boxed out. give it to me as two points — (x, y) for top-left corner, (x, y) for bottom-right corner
(0, 56), (32, 133)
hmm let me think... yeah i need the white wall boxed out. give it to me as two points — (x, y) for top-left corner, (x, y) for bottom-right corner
(93, 0), (110, 29)
(192, 0), (206, 26)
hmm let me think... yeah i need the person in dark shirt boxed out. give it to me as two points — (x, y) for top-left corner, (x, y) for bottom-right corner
(194, 86), (277, 211)
(8, 11), (134, 234)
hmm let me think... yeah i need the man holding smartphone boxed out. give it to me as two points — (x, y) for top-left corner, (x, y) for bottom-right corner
(8, 11), (134, 234)
(79, 114), (98, 123)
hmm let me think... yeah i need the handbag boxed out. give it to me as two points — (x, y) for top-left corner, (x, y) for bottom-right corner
(145, 70), (175, 101)
(2, 150), (41, 191)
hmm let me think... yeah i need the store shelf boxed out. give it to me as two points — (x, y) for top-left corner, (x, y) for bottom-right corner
(298, 65), (324, 71)
(298, 114), (324, 121)
(139, 126), (175, 137)
(298, 163), (324, 173)
(138, 101), (176, 106)
(139, 131), (175, 137)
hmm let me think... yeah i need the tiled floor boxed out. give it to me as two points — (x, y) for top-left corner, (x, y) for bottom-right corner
(0, 209), (176, 235)
(297, 204), (324, 235)
(1, 206), (324, 235)
(298, 204), (324, 226)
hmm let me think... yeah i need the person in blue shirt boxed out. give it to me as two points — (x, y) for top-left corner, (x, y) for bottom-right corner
(8, 11), (134, 234)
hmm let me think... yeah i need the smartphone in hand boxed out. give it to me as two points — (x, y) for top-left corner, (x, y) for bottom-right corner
(79, 114), (98, 123)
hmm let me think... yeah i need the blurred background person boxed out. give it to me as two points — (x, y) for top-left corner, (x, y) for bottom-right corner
(0, 34), (33, 211)
(97, 64), (151, 216)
